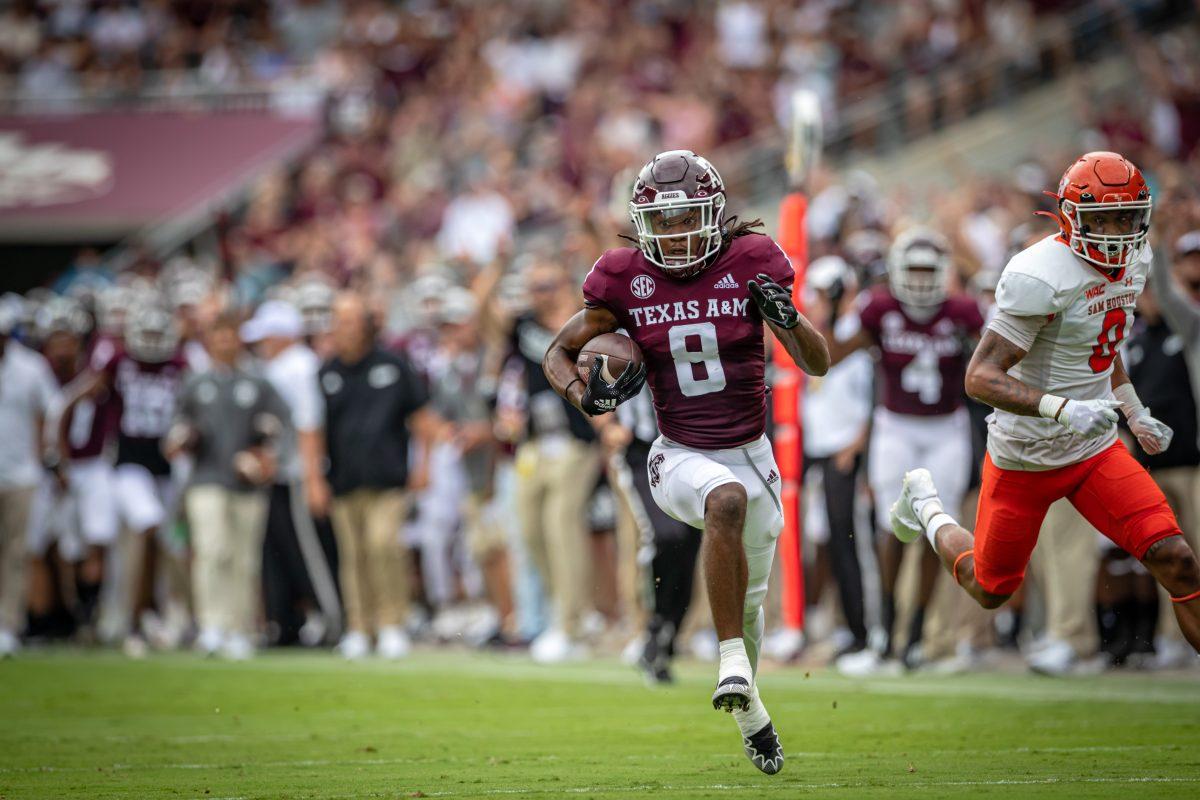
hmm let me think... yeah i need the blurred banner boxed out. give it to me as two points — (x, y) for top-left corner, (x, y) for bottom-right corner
(0, 112), (319, 242)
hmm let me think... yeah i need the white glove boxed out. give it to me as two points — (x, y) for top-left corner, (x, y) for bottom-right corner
(1040, 395), (1119, 438)
(1112, 383), (1174, 455)
(1128, 408), (1174, 455)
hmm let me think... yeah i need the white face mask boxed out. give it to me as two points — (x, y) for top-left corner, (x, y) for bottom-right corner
(1063, 199), (1152, 270)
(630, 194), (725, 275)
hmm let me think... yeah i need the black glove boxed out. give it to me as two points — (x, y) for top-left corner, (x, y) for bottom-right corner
(580, 355), (646, 416)
(747, 272), (800, 329)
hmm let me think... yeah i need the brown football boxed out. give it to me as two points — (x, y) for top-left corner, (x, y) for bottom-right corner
(576, 332), (643, 384)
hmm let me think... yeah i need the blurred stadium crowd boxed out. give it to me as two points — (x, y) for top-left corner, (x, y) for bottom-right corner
(0, 1), (1198, 676)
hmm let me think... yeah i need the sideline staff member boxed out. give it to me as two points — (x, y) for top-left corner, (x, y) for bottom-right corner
(320, 292), (432, 660)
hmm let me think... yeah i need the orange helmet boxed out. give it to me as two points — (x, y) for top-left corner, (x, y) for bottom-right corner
(1047, 151), (1151, 271)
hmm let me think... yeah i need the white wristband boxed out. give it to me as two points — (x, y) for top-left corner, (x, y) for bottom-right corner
(1038, 393), (1070, 422)
(1112, 383), (1144, 420)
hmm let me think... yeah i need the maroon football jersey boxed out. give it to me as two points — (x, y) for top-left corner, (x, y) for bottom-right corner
(583, 234), (794, 450)
(90, 338), (188, 475)
(857, 287), (983, 416)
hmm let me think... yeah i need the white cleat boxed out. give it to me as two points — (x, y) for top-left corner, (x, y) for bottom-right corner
(889, 468), (939, 544)
(712, 676), (752, 712)
(742, 721), (784, 775)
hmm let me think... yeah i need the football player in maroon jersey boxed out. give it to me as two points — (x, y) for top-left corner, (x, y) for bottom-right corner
(58, 301), (191, 654)
(544, 150), (829, 775)
(821, 227), (984, 674)
(39, 297), (119, 634)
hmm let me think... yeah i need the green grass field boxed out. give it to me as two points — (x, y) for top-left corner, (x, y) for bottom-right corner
(1, 650), (1198, 799)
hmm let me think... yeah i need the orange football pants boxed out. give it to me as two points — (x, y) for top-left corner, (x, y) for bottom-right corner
(974, 440), (1180, 596)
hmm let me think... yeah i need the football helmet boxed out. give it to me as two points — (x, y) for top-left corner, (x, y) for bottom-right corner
(124, 304), (179, 363)
(0, 293), (23, 336)
(887, 226), (951, 307)
(35, 296), (91, 340)
(1048, 151), (1151, 270)
(291, 278), (335, 335)
(629, 150), (727, 278)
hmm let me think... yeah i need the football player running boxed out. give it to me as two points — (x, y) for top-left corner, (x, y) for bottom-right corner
(891, 151), (1200, 655)
(822, 227), (984, 673)
(544, 150), (829, 775)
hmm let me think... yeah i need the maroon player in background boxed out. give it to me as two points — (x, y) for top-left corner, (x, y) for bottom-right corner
(35, 298), (120, 636)
(543, 150), (828, 775)
(821, 226), (984, 675)
(58, 303), (191, 654)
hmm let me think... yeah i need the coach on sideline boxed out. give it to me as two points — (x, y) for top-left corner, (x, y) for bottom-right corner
(167, 312), (291, 660)
(0, 300), (58, 657)
(241, 300), (342, 647)
(320, 292), (433, 660)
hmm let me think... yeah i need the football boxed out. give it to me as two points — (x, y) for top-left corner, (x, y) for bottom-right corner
(576, 332), (643, 384)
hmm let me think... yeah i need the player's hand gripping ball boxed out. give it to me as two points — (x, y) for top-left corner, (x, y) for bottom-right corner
(579, 355), (646, 416)
(747, 273), (800, 329)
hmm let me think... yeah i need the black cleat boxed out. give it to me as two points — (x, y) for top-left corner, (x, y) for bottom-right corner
(743, 721), (784, 775)
(712, 676), (751, 712)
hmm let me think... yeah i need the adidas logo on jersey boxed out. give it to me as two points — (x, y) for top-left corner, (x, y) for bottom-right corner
(714, 273), (739, 289)
(766, 469), (779, 485)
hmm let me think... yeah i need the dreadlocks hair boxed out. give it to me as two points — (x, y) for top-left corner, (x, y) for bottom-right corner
(617, 214), (766, 250)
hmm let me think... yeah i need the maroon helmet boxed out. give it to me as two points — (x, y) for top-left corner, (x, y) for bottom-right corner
(629, 150), (727, 278)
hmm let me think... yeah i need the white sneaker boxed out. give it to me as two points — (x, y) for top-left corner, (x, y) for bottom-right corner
(222, 634), (254, 661)
(298, 612), (329, 648)
(835, 648), (902, 677)
(764, 627), (805, 662)
(196, 628), (224, 657)
(0, 629), (19, 657)
(376, 626), (411, 660)
(1153, 637), (1200, 670)
(889, 468), (939, 544)
(621, 633), (648, 666)
(530, 628), (587, 663)
(122, 634), (149, 660)
(1026, 638), (1071, 674)
(689, 629), (720, 662)
(337, 631), (371, 661)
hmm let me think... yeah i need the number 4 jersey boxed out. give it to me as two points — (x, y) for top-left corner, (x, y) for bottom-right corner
(582, 234), (794, 450)
(856, 287), (983, 416)
(987, 234), (1149, 471)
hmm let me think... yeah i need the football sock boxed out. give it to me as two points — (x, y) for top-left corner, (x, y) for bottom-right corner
(731, 685), (771, 737)
(913, 493), (956, 549)
(718, 637), (753, 685)
(744, 606), (765, 676)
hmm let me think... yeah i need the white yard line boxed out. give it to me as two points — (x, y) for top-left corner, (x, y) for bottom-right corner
(186, 776), (1200, 800)
(2, 743), (1187, 775)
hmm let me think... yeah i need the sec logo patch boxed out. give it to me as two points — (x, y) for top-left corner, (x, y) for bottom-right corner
(631, 274), (656, 300)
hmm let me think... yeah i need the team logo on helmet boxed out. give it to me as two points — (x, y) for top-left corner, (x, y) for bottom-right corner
(631, 274), (656, 300)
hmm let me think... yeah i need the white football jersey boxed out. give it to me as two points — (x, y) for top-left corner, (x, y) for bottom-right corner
(986, 235), (1148, 471)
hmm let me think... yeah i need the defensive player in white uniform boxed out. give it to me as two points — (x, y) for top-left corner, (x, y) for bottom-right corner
(891, 152), (1200, 655)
